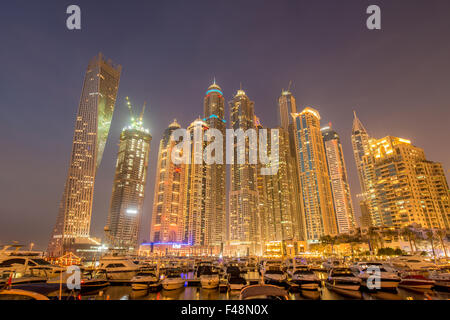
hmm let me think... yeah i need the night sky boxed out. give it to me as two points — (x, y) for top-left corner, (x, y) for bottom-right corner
(1, 0), (449, 250)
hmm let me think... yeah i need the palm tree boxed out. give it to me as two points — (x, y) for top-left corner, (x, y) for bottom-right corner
(367, 227), (379, 254)
(401, 227), (417, 254)
(436, 229), (448, 258)
(320, 235), (337, 255)
(426, 230), (437, 263)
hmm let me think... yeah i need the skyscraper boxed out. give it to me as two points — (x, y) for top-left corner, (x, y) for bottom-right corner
(203, 81), (226, 247)
(352, 113), (449, 230)
(105, 99), (151, 249)
(278, 89), (305, 241)
(184, 118), (212, 246)
(229, 88), (260, 255)
(257, 126), (302, 243)
(321, 125), (355, 234)
(48, 53), (121, 257)
(369, 136), (449, 229)
(351, 112), (380, 227)
(150, 119), (186, 243)
(292, 108), (338, 242)
(278, 88), (297, 131)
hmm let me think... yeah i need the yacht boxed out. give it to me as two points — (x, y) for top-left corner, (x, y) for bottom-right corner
(290, 265), (321, 291)
(389, 255), (436, 271)
(0, 252), (64, 277)
(47, 269), (110, 293)
(0, 288), (50, 300)
(98, 255), (140, 283)
(196, 265), (220, 289)
(350, 262), (400, 290)
(239, 284), (288, 300)
(325, 267), (361, 291)
(263, 267), (287, 286)
(161, 269), (185, 290)
(429, 267), (450, 290)
(398, 272), (435, 291)
(131, 268), (160, 291)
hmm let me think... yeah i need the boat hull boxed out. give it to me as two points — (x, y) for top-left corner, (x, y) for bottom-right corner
(162, 280), (185, 290)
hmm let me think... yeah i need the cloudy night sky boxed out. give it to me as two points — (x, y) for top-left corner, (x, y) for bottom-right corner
(0, 0), (449, 250)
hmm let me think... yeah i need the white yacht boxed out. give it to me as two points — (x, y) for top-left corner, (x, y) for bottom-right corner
(290, 265), (321, 291)
(196, 265), (219, 289)
(131, 269), (160, 291)
(326, 267), (361, 291)
(263, 267), (287, 285)
(161, 269), (185, 290)
(389, 255), (436, 271)
(350, 262), (400, 290)
(0, 254), (64, 278)
(98, 256), (140, 282)
(429, 267), (450, 290)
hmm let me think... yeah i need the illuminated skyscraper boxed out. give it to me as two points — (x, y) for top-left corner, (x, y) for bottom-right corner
(184, 119), (212, 246)
(150, 119), (186, 243)
(321, 125), (355, 234)
(278, 89), (305, 241)
(258, 126), (302, 244)
(368, 136), (449, 229)
(278, 87), (297, 131)
(203, 81), (226, 247)
(352, 112), (449, 230)
(106, 99), (151, 249)
(229, 88), (259, 255)
(48, 53), (121, 257)
(292, 108), (338, 241)
(351, 112), (380, 226)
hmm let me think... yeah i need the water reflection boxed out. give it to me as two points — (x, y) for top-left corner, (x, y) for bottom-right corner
(85, 280), (450, 301)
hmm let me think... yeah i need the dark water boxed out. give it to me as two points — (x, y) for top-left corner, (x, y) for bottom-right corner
(82, 271), (450, 300)
(84, 285), (450, 301)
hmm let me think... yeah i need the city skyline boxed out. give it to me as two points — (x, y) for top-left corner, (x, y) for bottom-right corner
(2, 1), (450, 250)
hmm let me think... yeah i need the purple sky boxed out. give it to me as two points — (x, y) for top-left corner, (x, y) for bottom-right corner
(0, 0), (449, 250)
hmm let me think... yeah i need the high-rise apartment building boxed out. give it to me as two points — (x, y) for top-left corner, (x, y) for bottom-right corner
(183, 119), (213, 246)
(351, 112), (380, 226)
(150, 120), (186, 243)
(322, 125), (355, 234)
(352, 113), (449, 230)
(203, 82), (226, 247)
(48, 53), (121, 257)
(229, 88), (260, 255)
(278, 88), (297, 131)
(257, 127), (302, 243)
(105, 101), (151, 249)
(369, 136), (449, 229)
(292, 108), (338, 242)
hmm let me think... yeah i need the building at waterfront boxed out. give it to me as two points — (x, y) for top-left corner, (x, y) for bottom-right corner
(351, 112), (380, 227)
(48, 53), (121, 257)
(183, 118), (213, 246)
(258, 126), (303, 244)
(278, 87), (297, 131)
(150, 120), (186, 243)
(321, 125), (355, 234)
(228, 88), (260, 255)
(369, 136), (449, 229)
(352, 113), (449, 230)
(105, 99), (151, 250)
(292, 107), (338, 242)
(203, 81), (226, 247)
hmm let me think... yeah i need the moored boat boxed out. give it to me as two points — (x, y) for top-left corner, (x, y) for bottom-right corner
(326, 267), (361, 291)
(161, 269), (185, 291)
(399, 273), (435, 291)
